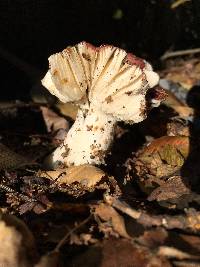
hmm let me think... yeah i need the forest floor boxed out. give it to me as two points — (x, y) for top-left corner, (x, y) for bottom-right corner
(1, 54), (200, 267)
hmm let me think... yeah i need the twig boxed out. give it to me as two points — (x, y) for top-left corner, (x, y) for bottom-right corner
(54, 215), (91, 252)
(158, 246), (200, 260)
(161, 48), (200, 61)
(171, 0), (191, 9)
(107, 197), (141, 219)
(173, 260), (200, 267)
(105, 196), (200, 233)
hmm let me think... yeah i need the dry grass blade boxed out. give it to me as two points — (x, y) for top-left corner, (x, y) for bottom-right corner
(161, 47), (200, 60)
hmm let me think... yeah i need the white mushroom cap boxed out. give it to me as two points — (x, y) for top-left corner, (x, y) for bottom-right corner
(42, 42), (159, 123)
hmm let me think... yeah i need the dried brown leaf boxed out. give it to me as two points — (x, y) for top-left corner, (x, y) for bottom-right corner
(56, 102), (78, 120)
(162, 88), (193, 117)
(180, 234), (200, 253)
(40, 164), (105, 187)
(67, 239), (172, 267)
(148, 176), (200, 209)
(161, 58), (200, 89)
(167, 121), (190, 137)
(141, 136), (189, 157)
(158, 246), (200, 260)
(170, 105), (194, 118)
(40, 106), (69, 132)
(135, 136), (189, 192)
(138, 228), (168, 248)
(69, 233), (97, 245)
(164, 89), (186, 107)
(94, 203), (130, 238)
(186, 209), (200, 232)
(148, 176), (190, 202)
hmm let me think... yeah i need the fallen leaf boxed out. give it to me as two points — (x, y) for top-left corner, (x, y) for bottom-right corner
(40, 106), (69, 132)
(163, 88), (186, 107)
(167, 120), (190, 137)
(158, 246), (200, 260)
(186, 208), (200, 232)
(148, 176), (190, 202)
(135, 136), (190, 192)
(67, 239), (172, 267)
(147, 176), (200, 209)
(180, 234), (200, 253)
(94, 203), (130, 238)
(39, 164), (110, 197)
(170, 105), (194, 118)
(160, 58), (200, 90)
(69, 233), (97, 246)
(56, 102), (78, 120)
(52, 128), (68, 142)
(40, 164), (105, 187)
(138, 228), (168, 248)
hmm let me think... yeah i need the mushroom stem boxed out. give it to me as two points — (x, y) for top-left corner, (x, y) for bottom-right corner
(47, 105), (116, 168)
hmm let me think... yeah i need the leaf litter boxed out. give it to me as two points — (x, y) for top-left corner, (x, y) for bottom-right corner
(1, 56), (200, 266)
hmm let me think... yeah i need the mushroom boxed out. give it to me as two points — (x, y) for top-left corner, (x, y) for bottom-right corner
(42, 41), (162, 168)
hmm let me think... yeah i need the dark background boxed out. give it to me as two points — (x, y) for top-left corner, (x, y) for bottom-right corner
(0, 0), (200, 100)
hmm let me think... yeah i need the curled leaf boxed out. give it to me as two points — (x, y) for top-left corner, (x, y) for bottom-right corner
(135, 136), (189, 192)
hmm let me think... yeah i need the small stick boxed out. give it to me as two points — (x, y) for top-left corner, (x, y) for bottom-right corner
(109, 197), (141, 219)
(171, 0), (191, 9)
(54, 215), (91, 252)
(105, 195), (200, 233)
(173, 260), (200, 267)
(158, 246), (200, 260)
(161, 48), (200, 61)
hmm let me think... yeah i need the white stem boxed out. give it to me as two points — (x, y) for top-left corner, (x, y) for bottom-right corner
(46, 105), (116, 168)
